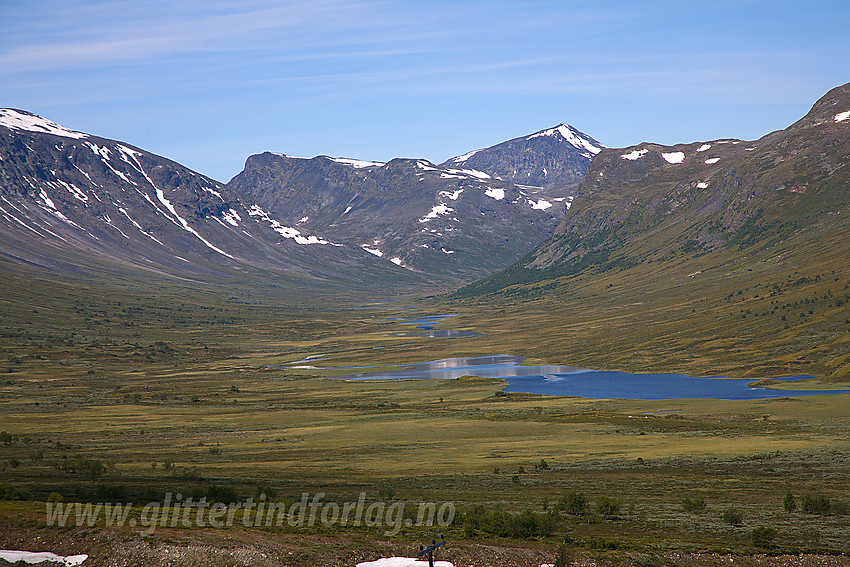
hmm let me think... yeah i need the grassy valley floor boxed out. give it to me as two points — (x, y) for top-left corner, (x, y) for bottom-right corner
(1, 226), (849, 565)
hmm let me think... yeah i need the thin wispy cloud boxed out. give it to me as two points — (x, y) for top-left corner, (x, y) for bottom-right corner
(2, 0), (847, 181)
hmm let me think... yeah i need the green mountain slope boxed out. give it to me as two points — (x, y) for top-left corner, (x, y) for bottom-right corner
(450, 83), (850, 381)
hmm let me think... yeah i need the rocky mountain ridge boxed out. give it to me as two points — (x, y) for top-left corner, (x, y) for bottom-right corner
(0, 109), (605, 290)
(0, 108), (412, 292)
(226, 150), (575, 279)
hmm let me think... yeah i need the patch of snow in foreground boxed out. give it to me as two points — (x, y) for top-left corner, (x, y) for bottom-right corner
(356, 558), (453, 567)
(485, 187), (505, 200)
(0, 550), (88, 566)
(620, 148), (648, 160)
(704, 157), (720, 164)
(834, 110), (850, 123)
(662, 151), (685, 164)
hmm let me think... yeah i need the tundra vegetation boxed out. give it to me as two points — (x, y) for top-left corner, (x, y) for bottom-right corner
(0, 192), (849, 563)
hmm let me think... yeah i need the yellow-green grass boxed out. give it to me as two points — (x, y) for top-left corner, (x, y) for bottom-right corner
(2, 216), (850, 554)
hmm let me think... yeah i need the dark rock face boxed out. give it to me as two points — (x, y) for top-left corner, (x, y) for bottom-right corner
(0, 110), (606, 288)
(0, 109), (406, 288)
(226, 152), (574, 280)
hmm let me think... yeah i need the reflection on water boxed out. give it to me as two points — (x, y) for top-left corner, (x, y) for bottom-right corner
(380, 314), (457, 330)
(342, 355), (588, 381)
(338, 355), (850, 401)
(398, 329), (484, 338)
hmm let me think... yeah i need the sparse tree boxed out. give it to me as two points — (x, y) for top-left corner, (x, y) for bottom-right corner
(722, 507), (744, 527)
(783, 492), (796, 513)
(558, 492), (588, 516)
(683, 497), (707, 513)
(751, 526), (777, 548)
(596, 497), (621, 518)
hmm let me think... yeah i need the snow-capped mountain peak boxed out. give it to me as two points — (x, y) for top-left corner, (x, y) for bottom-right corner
(526, 124), (605, 156)
(440, 123), (604, 190)
(0, 109), (88, 140)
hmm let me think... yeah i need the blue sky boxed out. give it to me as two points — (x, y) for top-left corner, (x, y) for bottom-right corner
(2, 0), (849, 182)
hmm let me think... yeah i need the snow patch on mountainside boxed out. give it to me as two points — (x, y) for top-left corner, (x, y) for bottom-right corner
(450, 149), (480, 164)
(248, 205), (339, 246)
(696, 144), (711, 152)
(120, 150), (234, 258)
(485, 188), (505, 200)
(835, 110), (850, 123)
(621, 149), (648, 160)
(57, 180), (88, 203)
(419, 204), (453, 223)
(705, 157), (720, 164)
(440, 189), (463, 200)
(362, 245), (383, 257)
(529, 199), (552, 210)
(221, 209), (241, 227)
(662, 152), (685, 164)
(0, 109), (88, 140)
(445, 168), (490, 180)
(118, 207), (163, 244)
(329, 157), (385, 168)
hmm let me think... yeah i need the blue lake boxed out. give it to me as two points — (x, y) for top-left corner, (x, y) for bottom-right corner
(338, 355), (850, 401)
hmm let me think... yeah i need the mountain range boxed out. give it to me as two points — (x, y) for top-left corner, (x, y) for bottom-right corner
(0, 111), (600, 291)
(2, 83), (848, 313)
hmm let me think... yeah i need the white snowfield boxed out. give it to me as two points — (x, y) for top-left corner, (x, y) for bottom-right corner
(419, 203), (454, 223)
(529, 198), (552, 210)
(329, 157), (385, 168)
(248, 205), (339, 246)
(356, 558), (453, 567)
(449, 149), (481, 163)
(661, 151), (685, 164)
(0, 109), (88, 140)
(620, 148), (648, 160)
(362, 246), (383, 257)
(484, 187), (505, 200)
(0, 550), (88, 566)
(835, 110), (850, 123)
